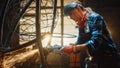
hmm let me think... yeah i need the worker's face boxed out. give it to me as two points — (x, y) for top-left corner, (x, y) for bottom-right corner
(68, 7), (83, 22)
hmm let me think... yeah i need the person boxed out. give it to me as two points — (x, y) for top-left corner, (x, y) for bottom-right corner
(62, 1), (120, 68)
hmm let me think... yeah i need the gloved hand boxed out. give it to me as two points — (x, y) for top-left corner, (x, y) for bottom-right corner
(61, 45), (73, 54)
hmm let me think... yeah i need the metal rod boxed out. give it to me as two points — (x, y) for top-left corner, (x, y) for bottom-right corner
(35, 0), (46, 68)
(1, 0), (10, 47)
(1, 33), (49, 54)
(51, 0), (57, 34)
(61, 0), (64, 46)
(2, 39), (36, 54)
(23, 6), (61, 9)
(4, 0), (34, 47)
(48, 0), (57, 45)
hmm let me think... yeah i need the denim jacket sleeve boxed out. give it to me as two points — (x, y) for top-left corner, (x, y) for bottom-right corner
(85, 13), (105, 51)
(75, 27), (85, 44)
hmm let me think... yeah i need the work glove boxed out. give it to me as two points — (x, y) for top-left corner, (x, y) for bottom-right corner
(61, 45), (73, 54)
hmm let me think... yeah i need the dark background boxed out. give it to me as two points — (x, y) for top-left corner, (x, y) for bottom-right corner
(84, 0), (120, 51)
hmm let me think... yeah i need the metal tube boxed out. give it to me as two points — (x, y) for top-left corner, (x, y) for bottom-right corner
(48, 0), (57, 45)
(2, 39), (36, 54)
(61, 0), (64, 46)
(35, 0), (46, 68)
(51, 0), (57, 33)
(4, 0), (34, 47)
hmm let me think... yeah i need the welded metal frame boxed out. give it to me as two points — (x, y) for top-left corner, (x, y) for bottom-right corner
(0, 0), (47, 67)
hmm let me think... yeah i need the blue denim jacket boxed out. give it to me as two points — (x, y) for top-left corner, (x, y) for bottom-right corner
(76, 11), (117, 57)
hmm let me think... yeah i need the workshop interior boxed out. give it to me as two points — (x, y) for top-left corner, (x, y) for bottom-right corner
(0, 0), (120, 68)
